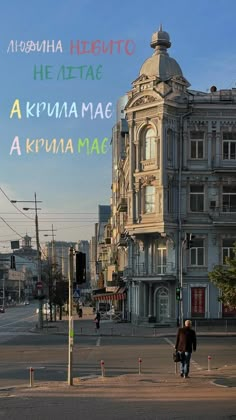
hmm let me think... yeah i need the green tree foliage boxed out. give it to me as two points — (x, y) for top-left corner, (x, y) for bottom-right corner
(41, 260), (68, 321)
(208, 246), (236, 310)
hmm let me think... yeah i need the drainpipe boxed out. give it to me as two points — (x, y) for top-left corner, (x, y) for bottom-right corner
(177, 108), (193, 326)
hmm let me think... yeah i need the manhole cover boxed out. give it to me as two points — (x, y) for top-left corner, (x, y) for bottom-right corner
(214, 378), (236, 388)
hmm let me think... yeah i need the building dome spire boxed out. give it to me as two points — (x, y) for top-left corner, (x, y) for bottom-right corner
(150, 25), (171, 52)
(139, 26), (183, 81)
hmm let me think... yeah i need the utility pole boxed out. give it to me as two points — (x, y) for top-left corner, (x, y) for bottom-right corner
(34, 192), (43, 330)
(68, 247), (74, 386)
(51, 224), (56, 321)
(2, 273), (6, 310)
(51, 224), (56, 268)
(179, 233), (194, 327)
(180, 239), (184, 327)
(10, 194), (43, 327)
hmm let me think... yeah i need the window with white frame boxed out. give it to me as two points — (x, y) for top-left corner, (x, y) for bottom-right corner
(144, 128), (155, 160)
(190, 131), (204, 159)
(157, 247), (167, 274)
(222, 239), (235, 264)
(190, 238), (204, 266)
(190, 185), (204, 212)
(222, 185), (236, 212)
(144, 185), (155, 213)
(223, 132), (236, 160)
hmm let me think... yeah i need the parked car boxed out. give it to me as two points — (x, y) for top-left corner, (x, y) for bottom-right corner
(36, 303), (55, 316)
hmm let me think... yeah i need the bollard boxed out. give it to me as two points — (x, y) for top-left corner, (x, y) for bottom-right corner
(208, 355), (211, 371)
(153, 328), (156, 337)
(138, 357), (142, 375)
(80, 327), (83, 335)
(29, 367), (34, 387)
(132, 327), (135, 336)
(111, 328), (113, 336)
(101, 360), (105, 377)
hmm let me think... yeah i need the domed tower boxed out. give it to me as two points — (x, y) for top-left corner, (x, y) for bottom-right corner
(126, 25), (190, 107)
(140, 25), (184, 81)
(123, 27), (190, 320)
(22, 234), (32, 249)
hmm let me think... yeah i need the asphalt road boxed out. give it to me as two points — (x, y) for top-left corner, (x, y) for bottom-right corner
(0, 305), (236, 383)
(0, 305), (236, 419)
(0, 302), (37, 340)
(0, 393), (236, 420)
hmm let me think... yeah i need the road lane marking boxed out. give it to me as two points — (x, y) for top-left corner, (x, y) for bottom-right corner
(164, 337), (174, 347)
(0, 314), (36, 329)
(164, 337), (203, 371)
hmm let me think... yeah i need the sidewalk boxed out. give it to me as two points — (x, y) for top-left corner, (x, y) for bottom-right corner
(37, 314), (236, 338)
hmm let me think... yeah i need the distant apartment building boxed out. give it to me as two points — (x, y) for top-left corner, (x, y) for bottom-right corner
(89, 235), (97, 289)
(94, 205), (111, 289)
(111, 26), (236, 325)
(42, 241), (76, 279)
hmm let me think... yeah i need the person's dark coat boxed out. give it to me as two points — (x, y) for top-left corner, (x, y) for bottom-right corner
(94, 312), (101, 329)
(95, 312), (100, 322)
(175, 326), (197, 353)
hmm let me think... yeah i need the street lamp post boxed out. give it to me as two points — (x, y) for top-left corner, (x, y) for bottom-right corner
(44, 224), (56, 268)
(44, 224), (57, 321)
(180, 239), (185, 328)
(11, 193), (43, 329)
(68, 246), (74, 386)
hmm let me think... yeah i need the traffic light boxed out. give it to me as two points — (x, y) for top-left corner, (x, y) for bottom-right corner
(76, 252), (86, 284)
(176, 287), (182, 301)
(185, 233), (195, 249)
(10, 255), (16, 270)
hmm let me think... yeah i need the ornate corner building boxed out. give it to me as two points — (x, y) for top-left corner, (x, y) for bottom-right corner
(111, 26), (236, 325)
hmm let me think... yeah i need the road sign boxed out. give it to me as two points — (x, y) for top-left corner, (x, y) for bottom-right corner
(73, 290), (80, 299)
(36, 282), (43, 289)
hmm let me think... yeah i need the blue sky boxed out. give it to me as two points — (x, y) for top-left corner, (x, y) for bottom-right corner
(0, 0), (236, 250)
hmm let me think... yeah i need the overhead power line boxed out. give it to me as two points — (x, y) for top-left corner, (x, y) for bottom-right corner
(0, 186), (33, 220)
(0, 217), (24, 238)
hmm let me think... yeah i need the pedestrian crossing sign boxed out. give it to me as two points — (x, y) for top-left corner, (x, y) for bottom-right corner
(73, 290), (80, 299)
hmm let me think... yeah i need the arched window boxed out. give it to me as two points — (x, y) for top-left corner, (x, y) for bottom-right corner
(145, 128), (155, 160)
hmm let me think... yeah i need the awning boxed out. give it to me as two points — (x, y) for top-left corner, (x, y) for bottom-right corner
(93, 287), (126, 301)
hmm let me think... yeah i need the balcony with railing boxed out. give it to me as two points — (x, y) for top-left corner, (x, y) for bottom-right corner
(123, 262), (176, 278)
(209, 205), (236, 225)
(117, 196), (127, 212)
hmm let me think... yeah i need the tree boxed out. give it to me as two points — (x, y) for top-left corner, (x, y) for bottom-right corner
(208, 245), (236, 310)
(41, 260), (68, 321)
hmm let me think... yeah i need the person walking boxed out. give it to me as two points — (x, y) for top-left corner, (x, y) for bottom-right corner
(94, 311), (101, 331)
(175, 319), (197, 378)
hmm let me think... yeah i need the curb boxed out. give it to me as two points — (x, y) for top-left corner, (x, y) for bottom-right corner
(29, 328), (236, 338)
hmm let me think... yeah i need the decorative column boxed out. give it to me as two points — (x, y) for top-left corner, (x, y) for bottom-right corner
(135, 184), (140, 222)
(159, 115), (164, 185)
(148, 282), (153, 317)
(128, 118), (135, 223)
(215, 120), (221, 167)
(207, 126), (212, 169)
(143, 282), (147, 318)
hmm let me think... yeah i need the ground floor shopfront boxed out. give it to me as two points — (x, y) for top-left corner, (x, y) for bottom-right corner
(127, 277), (236, 325)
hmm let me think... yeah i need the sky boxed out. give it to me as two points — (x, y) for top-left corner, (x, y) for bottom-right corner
(0, 0), (236, 251)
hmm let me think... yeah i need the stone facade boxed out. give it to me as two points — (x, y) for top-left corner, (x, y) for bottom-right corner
(111, 27), (236, 325)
